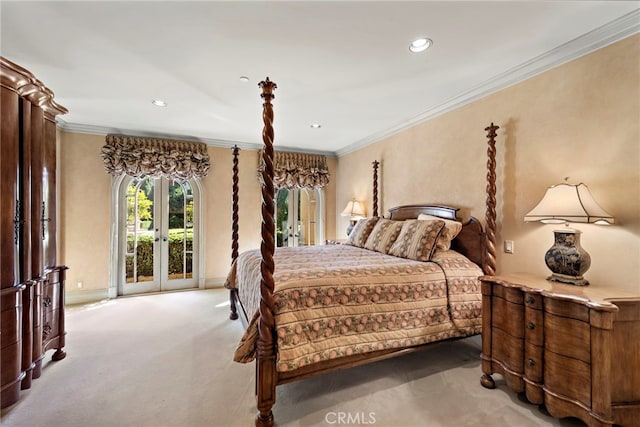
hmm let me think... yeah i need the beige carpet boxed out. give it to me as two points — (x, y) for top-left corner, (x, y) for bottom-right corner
(1, 288), (584, 427)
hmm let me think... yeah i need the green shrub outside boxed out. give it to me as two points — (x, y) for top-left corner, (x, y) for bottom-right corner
(126, 230), (193, 279)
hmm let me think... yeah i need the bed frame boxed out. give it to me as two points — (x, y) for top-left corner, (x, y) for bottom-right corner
(230, 78), (498, 426)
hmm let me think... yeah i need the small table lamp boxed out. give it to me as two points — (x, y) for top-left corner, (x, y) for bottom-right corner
(341, 199), (366, 235)
(524, 182), (614, 286)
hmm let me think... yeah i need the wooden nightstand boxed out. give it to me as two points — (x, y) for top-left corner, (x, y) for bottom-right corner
(480, 273), (640, 427)
(325, 239), (346, 245)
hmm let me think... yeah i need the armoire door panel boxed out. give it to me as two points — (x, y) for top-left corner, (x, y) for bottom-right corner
(43, 118), (57, 268)
(29, 104), (44, 280)
(19, 98), (33, 284)
(31, 279), (44, 380)
(1, 86), (20, 290)
(20, 282), (34, 389)
(18, 98), (35, 390)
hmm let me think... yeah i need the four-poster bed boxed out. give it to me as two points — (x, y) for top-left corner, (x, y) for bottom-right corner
(226, 78), (499, 426)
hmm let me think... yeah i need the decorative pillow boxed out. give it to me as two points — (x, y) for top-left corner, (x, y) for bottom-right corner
(345, 217), (380, 248)
(417, 213), (462, 251)
(388, 219), (446, 261)
(364, 219), (404, 253)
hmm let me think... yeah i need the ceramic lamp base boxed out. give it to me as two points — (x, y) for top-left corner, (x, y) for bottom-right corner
(547, 272), (589, 286)
(544, 228), (591, 286)
(346, 220), (357, 236)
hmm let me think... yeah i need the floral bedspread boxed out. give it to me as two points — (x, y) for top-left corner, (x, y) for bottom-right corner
(225, 244), (482, 372)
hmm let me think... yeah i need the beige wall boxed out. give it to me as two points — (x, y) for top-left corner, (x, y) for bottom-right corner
(60, 136), (337, 302)
(201, 149), (337, 281)
(59, 132), (112, 297)
(59, 34), (638, 300)
(336, 34), (639, 292)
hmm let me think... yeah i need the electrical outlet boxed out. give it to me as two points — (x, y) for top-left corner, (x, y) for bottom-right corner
(77, 281), (83, 289)
(504, 240), (514, 254)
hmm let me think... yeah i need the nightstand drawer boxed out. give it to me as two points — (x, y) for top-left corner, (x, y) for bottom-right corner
(492, 328), (523, 373)
(545, 350), (590, 408)
(524, 307), (543, 346)
(493, 285), (523, 305)
(545, 313), (590, 363)
(523, 292), (542, 310)
(524, 342), (543, 382)
(544, 298), (589, 322)
(492, 296), (524, 339)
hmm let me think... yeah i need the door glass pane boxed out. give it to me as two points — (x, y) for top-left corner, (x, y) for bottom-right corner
(125, 178), (154, 283)
(167, 180), (193, 280)
(276, 189), (289, 247)
(299, 189), (316, 246)
(296, 191), (304, 245)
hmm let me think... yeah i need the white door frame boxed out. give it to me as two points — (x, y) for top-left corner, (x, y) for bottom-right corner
(276, 187), (325, 248)
(108, 174), (205, 298)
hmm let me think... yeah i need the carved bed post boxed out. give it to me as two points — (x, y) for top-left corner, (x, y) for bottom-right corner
(484, 123), (499, 276)
(372, 160), (379, 217)
(229, 145), (240, 320)
(256, 78), (277, 427)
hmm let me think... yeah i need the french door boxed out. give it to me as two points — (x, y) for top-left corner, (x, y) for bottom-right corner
(119, 176), (199, 295)
(275, 188), (325, 248)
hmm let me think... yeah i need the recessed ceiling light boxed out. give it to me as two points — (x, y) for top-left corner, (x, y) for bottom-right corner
(151, 99), (167, 107)
(310, 123), (322, 129)
(239, 76), (249, 83)
(409, 38), (432, 53)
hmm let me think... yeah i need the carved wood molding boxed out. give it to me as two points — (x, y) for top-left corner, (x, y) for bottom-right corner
(0, 56), (68, 119)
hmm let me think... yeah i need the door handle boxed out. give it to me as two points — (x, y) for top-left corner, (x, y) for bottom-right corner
(154, 237), (160, 242)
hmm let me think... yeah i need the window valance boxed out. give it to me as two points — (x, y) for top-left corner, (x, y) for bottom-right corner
(258, 150), (330, 189)
(101, 134), (211, 181)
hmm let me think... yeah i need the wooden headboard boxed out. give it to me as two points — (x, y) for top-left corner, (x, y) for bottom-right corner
(387, 204), (485, 272)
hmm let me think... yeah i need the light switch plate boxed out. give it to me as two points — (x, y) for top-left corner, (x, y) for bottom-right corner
(504, 240), (514, 254)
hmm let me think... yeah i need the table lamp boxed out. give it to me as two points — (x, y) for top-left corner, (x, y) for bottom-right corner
(524, 182), (614, 286)
(341, 199), (366, 235)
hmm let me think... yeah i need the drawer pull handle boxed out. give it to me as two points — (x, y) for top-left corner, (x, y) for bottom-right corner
(527, 359), (535, 367)
(43, 296), (52, 307)
(43, 324), (52, 336)
(527, 322), (535, 330)
(526, 296), (535, 305)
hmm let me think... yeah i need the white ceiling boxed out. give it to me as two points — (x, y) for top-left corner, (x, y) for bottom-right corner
(2, 1), (638, 156)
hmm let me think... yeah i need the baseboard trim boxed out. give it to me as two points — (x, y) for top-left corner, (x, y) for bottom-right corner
(66, 280), (225, 305)
(65, 289), (111, 306)
(204, 277), (226, 289)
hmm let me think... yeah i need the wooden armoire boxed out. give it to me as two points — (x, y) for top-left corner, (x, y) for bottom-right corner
(1, 57), (68, 408)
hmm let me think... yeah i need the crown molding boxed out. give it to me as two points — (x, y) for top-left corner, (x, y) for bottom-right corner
(336, 10), (640, 157)
(57, 120), (337, 157)
(56, 120), (262, 151)
(55, 9), (638, 160)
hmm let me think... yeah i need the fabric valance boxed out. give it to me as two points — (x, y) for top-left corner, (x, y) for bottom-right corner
(101, 134), (211, 181)
(258, 150), (330, 189)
